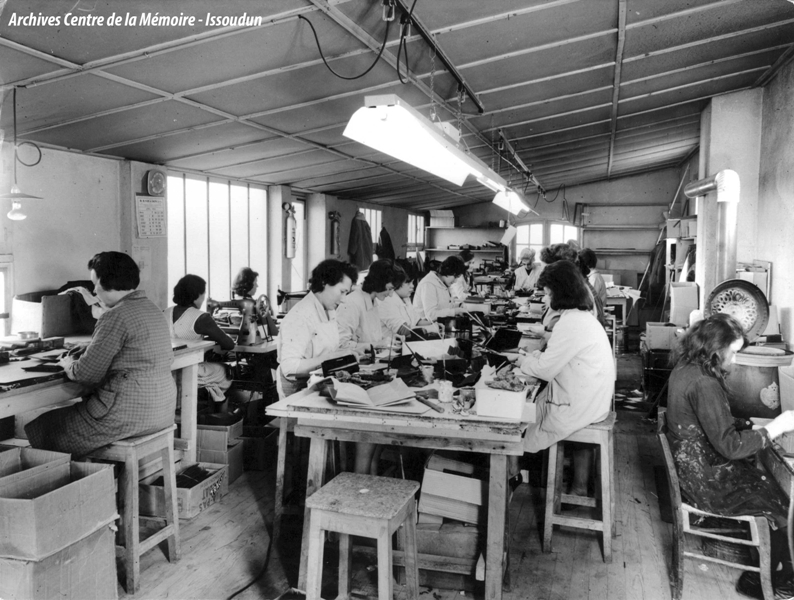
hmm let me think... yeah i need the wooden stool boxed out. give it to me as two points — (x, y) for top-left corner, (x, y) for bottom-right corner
(304, 472), (420, 600)
(87, 425), (180, 594)
(543, 412), (616, 563)
(270, 417), (346, 544)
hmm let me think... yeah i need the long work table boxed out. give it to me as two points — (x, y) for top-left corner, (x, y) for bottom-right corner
(267, 389), (532, 600)
(0, 338), (214, 463)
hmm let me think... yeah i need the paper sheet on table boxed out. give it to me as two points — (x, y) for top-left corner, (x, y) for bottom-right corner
(268, 389), (430, 415)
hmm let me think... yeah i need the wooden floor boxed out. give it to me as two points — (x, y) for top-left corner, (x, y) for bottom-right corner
(120, 357), (756, 600)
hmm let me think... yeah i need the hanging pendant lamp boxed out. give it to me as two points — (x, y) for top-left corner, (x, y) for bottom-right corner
(0, 88), (42, 220)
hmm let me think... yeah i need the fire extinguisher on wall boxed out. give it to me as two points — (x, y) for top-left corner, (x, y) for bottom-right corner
(283, 203), (296, 259)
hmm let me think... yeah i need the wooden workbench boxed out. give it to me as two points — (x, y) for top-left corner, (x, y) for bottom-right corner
(267, 391), (531, 600)
(0, 339), (213, 463)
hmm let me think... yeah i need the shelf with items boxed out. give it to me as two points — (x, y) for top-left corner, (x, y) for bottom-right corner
(424, 226), (509, 266)
(594, 248), (654, 256)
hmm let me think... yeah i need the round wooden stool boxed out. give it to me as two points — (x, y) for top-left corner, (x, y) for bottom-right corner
(304, 472), (420, 600)
(543, 412), (617, 563)
(87, 424), (180, 594)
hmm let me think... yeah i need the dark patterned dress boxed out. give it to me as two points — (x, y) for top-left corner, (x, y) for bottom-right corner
(666, 361), (789, 527)
(26, 290), (176, 457)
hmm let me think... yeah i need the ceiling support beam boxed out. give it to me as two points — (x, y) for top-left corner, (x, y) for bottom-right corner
(392, 0), (483, 113)
(606, 0), (627, 179)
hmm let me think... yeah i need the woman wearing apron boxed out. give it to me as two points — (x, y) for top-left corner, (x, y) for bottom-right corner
(277, 259), (359, 397)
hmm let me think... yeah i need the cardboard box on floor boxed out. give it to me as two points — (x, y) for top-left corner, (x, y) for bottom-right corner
(139, 462), (228, 520)
(196, 418), (243, 452)
(669, 282), (698, 326)
(645, 322), (682, 350)
(0, 447), (71, 487)
(0, 524), (118, 600)
(0, 461), (116, 560)
(418, 455), (487, 525)
(198, 439), (244, 484)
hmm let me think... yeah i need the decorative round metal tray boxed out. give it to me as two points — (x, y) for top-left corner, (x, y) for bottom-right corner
(705, 279), (769, 341)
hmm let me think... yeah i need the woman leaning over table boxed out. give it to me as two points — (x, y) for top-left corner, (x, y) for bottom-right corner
(26, 251), (177, 458)
(336, 259), (403, 475)
(666, 313), (794, 600)
(413, 255), (468, 322)
(165, 274), (235, 407)
(376, 265), (433, 338)
(510, 260), (614, 493)
(277, 259), (359, 398)
(336, 259), (399, 353)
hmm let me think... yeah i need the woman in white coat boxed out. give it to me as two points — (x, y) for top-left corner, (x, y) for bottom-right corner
(512, 260), (615, 494)
(277, 260), (359, 397)
(413, 256), (468, 322)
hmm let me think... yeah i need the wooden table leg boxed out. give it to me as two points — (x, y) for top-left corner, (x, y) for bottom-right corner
(298, 436), (329, 591)
(178, 364), (198, 464)
(486, 454), (508, 600)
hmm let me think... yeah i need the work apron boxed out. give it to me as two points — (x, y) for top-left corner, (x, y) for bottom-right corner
(278, 320), (340, 398)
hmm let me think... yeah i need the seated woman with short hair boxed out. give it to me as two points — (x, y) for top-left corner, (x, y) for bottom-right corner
(26, 251), (177, 457)
(165, 274), (235, 405)
(413, 256), (468, 322)
(277, 259), (359, 398)
(511, 260), (615, 493)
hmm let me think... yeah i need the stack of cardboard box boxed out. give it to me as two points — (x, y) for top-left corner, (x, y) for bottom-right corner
(0, 448), (118, 600)
(196, 418), (244, 484)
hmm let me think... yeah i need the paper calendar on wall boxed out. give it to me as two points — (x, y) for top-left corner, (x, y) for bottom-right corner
(135, 195), (167, 238)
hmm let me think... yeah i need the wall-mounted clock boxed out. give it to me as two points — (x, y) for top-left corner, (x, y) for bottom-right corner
(147, 170), (166, 196)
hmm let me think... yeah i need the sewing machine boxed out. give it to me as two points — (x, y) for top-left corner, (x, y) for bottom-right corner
(207, 295), (277, 344)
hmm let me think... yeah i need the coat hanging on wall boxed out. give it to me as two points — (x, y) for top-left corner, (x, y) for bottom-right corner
(376, 226), (395, 260)
(348, 211), (373, 270)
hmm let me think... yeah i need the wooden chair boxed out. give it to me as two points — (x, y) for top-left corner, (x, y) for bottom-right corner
(544, 412), (617, 562)
(304, 472), (420, 600)
(657, 411), (774, 600)
(86, 425), (180, 594)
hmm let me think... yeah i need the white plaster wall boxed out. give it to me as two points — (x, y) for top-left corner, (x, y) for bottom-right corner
(3, 146), (121, 294)
(758, 59), (794, 344)
(707, 90), (763, 264)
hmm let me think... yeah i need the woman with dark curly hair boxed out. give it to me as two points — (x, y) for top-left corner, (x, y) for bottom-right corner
(337, 259), (400, 352)
(232, 267), (259, 298)
(666, 313), (794, 599)
(278, 259), (359, 398)
(511, 260), (614, 492)
(26, 252), (177, 457)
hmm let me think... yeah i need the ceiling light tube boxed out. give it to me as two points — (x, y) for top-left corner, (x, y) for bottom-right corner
(493, 188), (538, 217)
(344, 94), (506, 189)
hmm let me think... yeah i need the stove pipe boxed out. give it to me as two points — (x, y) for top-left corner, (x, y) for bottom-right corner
(683, 169), (740, 284)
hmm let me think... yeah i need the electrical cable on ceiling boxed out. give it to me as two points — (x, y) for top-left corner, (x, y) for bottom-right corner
(396, 0), (418, 84)
(298, 14), (391, 80)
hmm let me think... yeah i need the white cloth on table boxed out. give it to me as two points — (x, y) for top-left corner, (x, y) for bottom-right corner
(518, 309), (614, 452)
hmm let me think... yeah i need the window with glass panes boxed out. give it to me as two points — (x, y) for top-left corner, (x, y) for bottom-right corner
(407, 213), (424, 256)
(167, 173), (268, 303)
(515, 221), (580, 262)
(549, 222), (580, 246)
(516, 223), (543, 260)
(361, 208), (382, 245)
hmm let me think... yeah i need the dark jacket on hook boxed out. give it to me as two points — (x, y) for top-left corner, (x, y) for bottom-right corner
(376, 226), (395, 260)
(348, 212), (373, 270)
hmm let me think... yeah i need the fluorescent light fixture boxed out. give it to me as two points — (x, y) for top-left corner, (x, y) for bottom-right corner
(344, 94), (506, 190)
(492, 188), (537, 217)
